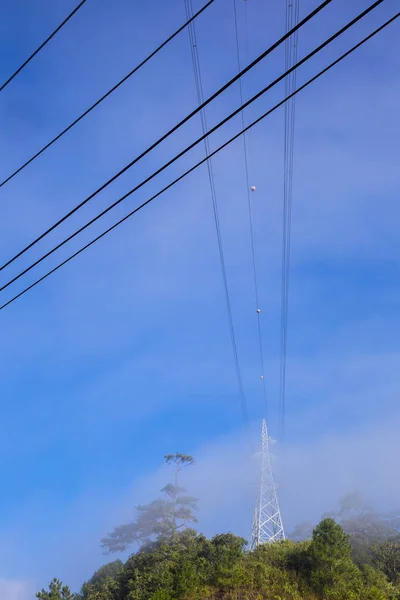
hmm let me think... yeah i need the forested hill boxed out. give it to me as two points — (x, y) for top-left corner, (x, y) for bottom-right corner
(37, 519), (400, 600)
(37, 457), (400, 600)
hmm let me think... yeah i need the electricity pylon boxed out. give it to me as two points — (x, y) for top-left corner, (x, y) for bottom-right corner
(250, 419), (285, 549)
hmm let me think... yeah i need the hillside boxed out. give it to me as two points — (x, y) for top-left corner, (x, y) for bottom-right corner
(37, 518), (400, 600)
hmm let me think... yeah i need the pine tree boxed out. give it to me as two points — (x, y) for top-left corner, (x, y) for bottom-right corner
(36, 578), (75, 600)
(101, 453), (197, 553)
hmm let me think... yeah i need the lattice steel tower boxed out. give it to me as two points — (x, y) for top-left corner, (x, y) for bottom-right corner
(250, 419), (285, 549)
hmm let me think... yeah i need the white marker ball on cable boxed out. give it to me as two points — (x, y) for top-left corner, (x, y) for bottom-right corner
(250, 185), (256, 192)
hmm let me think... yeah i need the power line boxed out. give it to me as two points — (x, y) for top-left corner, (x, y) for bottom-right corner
(0, 0), (333, 274)
(1, 9), (397, 313)
(279, 0), (300, 443)
(183, 0), (248, 425)
(0, 1), (385, 302)
(0, 0), (215, 190)
(232, 0), (269, 418)
(0, 0), (87, 93)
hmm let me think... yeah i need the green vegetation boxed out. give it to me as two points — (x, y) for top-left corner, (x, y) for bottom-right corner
(36, 578), (75, 600)
(37, 521), (400, 600)
(291, 491), (400, 567)
(37, 455), (400, 599)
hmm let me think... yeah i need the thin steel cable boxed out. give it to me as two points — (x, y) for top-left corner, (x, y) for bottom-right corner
(0, 10), (397, 313)
(0, 0), (334, 274)
(282, 0), (300, 443)
(184, 0), (248, 424)
(0, 0), (215, 191)
(0, 0), (87, 93)
(280, 0), (300, 443)
(1, 10), (397, 314)
(232, 0), (269, 418)
(280, 3), (291, 444)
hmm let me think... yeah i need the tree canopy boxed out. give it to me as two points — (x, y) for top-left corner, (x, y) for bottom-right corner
(290, 492), (400, 566)
(36, 578), (75, 600)
(39, 520), (400, 600)
(39, 461), (400, 600)
(374, 541), (400, 586)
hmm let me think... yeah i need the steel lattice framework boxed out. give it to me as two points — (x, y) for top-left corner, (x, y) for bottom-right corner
(250, 419), (285, 549)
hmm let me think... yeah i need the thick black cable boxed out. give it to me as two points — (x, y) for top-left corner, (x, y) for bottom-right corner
(232, 0), (269, 418)
(0, 0), (333, 273)
(0, 0), (385, 297)
(184, 0), (248, 425)
(1, 10), (397, 313)
(0, 0), (214, 190)
(0, 0), (87, 93)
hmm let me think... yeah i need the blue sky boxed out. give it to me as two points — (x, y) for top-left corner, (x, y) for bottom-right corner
(0, 0), (399, 597)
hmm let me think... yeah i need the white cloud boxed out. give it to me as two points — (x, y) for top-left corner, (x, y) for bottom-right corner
(2, 400), (399, 592)
(280, 413), (400, 531)
(0, 579), (33, 600)
(94, 411), (400, 549)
